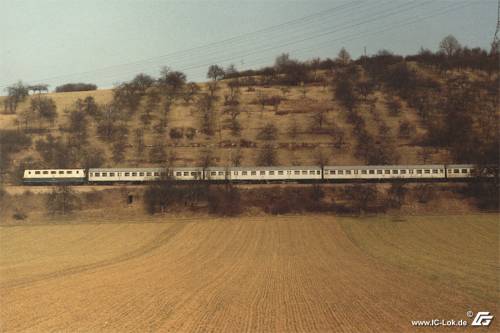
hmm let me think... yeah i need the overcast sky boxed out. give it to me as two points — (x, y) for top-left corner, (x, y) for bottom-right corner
(0, 0), (497, 90)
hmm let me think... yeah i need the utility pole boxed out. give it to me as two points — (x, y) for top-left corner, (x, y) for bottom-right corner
(491, 0), (500, 54)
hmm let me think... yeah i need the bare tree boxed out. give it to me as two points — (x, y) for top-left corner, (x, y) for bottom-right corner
(230, 147), (243, 166)
(183, 82), (200, 103)
(314, 148), (329, 177)
(30, 96), (57, 129)
(112, 139), (127, 163)
(287, 117), (300, 140)
(197, 94), (215, 135)
(386, 96), (402, 116)
(134, 128), (145, 161)
(439, 35), (462, 57)
(337, 47), (351, 65)
(4, 81), (29, 113)
(311, 110), (327, 131)
(149, 140), (167, 163)
(257, 144), (278, 166)
(207, 65), (225, 81)
(159, 67), (187, 97)
(257, 123), (278, 141)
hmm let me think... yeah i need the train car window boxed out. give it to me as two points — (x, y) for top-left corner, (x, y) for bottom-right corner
(139, 172), (144, 176)
(461, 169), (467, 173)
(346, 170), (352, 175)
(131, 172), (136, 176)
(377, 170), (382, 174)
(102, 173), (107, 176)
(470, 168), (475, 173)
(251, 171), (256, 175)
(242, 171), (248, 175)
(125, 172), (130, 176)
(317, 171), (321, 175)
(401, 170), (406, 174)
(338, 170), (344, 175)
(233, 171), (238, 176)
(146, 172), (152, 176)
(211, 172), (216, 176)
(432, 169), (438, 174)
(278, 171), (284, 175)
(183, 172), (189, 176)
(176, 172), (181, 176)
(219, 171), (224, 176)
(110, 173), (115, 177)
(453, 169), (459, 173)
(190, 172), (196, 176)
(361, 170), (367, 174)
(58, 171), (64, 174)
(95, 173), (100, 177)
(392, 170), (398, 174)
(424, 170), (430, 174)
(369, 170), (374, 174)
(260, 171), (265, 175)
(354, 170), (358, 174)
(43, 171), (48, 174)
(409, 170), (414, 174)
(384, 170), (390, 174)
(302, 170), (308, 175)
(417, 170), (422, 174)
(35, 171), (41, 174)
(67, 171), (73, 174)
(269, 171), (274, 175)
(51, 171), (56, 174)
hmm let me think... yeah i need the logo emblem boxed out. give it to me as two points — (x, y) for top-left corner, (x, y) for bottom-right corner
(471, 312), (494, 327)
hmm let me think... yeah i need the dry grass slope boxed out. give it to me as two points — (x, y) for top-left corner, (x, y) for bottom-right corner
(0, 72), (450, 169)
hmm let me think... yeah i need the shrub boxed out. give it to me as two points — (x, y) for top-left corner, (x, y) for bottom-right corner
(169, 127), (184, 139)
(55, 83), (97, 93)
(12, 209), (27, 220)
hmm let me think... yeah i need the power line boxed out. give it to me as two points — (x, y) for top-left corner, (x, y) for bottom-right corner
(0, 1), (366, 88)
(491, 0), (500, 53)
(0, 0), (473, 89)
(26, 1), (428, 87)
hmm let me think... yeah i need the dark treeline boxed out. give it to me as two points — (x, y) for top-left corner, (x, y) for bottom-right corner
(143, 181), (498, 217)
(55, 83), (97, 93)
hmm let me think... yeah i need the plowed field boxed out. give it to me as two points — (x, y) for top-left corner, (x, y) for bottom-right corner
(0, 214), (498, 332)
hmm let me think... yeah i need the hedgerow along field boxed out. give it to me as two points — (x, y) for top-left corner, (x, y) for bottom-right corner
(0, 214), (497, 332)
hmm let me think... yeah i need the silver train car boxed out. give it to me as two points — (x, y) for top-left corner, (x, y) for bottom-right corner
(23, 164), (485, 185)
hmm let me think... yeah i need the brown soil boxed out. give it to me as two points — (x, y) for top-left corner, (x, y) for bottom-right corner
(0, 214), (497, 332)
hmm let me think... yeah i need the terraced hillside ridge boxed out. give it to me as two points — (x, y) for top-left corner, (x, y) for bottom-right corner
(0, 214), (497, 332)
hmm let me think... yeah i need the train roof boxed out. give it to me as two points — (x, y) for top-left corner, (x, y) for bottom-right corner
(324, 164), (446, 170)
(89, 168), (163, 172)
(25, 168), (85, 171)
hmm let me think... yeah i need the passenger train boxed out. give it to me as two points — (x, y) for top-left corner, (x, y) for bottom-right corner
(22, 164), (487, 185)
